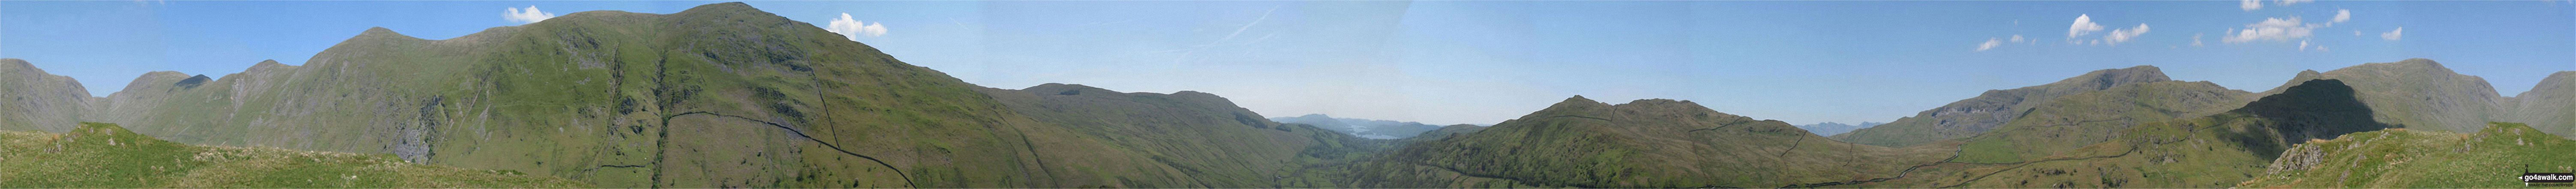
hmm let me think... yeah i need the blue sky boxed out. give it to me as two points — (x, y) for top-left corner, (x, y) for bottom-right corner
(5, 0), (2571, 126)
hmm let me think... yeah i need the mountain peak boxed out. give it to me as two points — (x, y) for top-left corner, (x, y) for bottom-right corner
(2344, 58), (2459, 75)
(1022, 83), (1117, 96)
(2049, 65), (2172, 90)
(244, 60), (294, 73)
(2, 58), (29, 70)
(1561, 95), (1598, 104)
(681, 2), (760, 13)
(352, 27), (419, 40)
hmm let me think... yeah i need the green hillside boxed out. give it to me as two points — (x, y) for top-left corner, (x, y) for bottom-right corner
(973, 83), (1377, 188)
(28, 3), (1379, 188)
(2511, 72), (2576, 138)
(1950, 81), (2254, 163)
(1922, 79), (2396, 188)
(0, 58), (94, 132)
(1833, 65), (2174, 147)
(2256, 59), (2514, 133)
(1355, 96), (1955, 188)
(0, 123), (586, 188)
(2239, 122), (2576, 188)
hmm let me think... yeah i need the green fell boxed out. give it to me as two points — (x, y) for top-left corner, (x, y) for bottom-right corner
(2239, 122), (2576, 188)
(0, 123), (586, 188)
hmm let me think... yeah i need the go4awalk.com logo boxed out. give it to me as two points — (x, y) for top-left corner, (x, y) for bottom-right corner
(2526, 171), (2574, 187)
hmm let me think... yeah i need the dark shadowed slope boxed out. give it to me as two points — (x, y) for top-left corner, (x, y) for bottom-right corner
(1833, 66), (2173, 147)
(1355, 96), (1954, 188)
(2255, 58), (2512, 133)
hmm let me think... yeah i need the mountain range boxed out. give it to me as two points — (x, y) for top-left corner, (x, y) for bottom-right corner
(1, 2), (2570, 188)
(1270, 114), (1448, 139)
(1796, 121), (1881, 136)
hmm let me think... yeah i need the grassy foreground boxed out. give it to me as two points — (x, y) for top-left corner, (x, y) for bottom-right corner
(2238, 122), (2576, 188)
(0, 123), (587, 188)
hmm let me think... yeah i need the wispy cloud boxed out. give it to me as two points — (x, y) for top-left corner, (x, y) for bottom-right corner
(826, 13), (888, 40)
(504, 6), (555, 24)
(2192, 33), (2206, 46)
(2101, 24), (2149, 45)
(1977, 38), (2003, 51)
(2222, 17), (2322, 43)
(2381, 27), (2404, 40)
(2244, 0), (2313, 11)
(1164, 6), (1280, 63)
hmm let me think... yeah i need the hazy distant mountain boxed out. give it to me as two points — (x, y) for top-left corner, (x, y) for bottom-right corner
(2511, 72), (2576, 138)
(1271, 114), (1446, 139)
(1795, 121), (1880, 136)
(0, 59), (94, 132)
(1354, 96), (1952, 188)
(1833, 66), (2174, 147)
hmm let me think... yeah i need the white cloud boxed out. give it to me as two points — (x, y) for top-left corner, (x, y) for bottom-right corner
(2299, 39), (2309, 50)
(2010, 35), (2027, 42)
(2193, 33), (2206, 46)
(1978, 38), (2003, 51)
(826, 13), (888, 40)
(2381, 27), (2404, 40)
(2354, 30), (2363, 36)
(2223, 17), (2322, 43)
(504, 6), (556, 24)
(2316, 45), (2329, 52)
(2101, 24), (2149, 45)
(2246, 0), (2313, 11)
(2278, 0), (2315, 6)
(2332, 9), (2351, 23)
(2069, 14), (2105, 39)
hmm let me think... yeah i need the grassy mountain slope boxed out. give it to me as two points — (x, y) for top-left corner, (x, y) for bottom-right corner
(1950, 81), (2254, 163)
(2238, 122), (2576, 188)
(2257, 58), (2513, 133)
(0, 58), (95, 132)
(973, 83), (1371, 188)
(1355, 96), (1954, 188)
(59, 3), (1369, 188)
(0, 123), (586, 188)
(1833, 66), (2173, 147)
(2511, 72), (2576, 138)
(1923, 79), (2396, 188)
